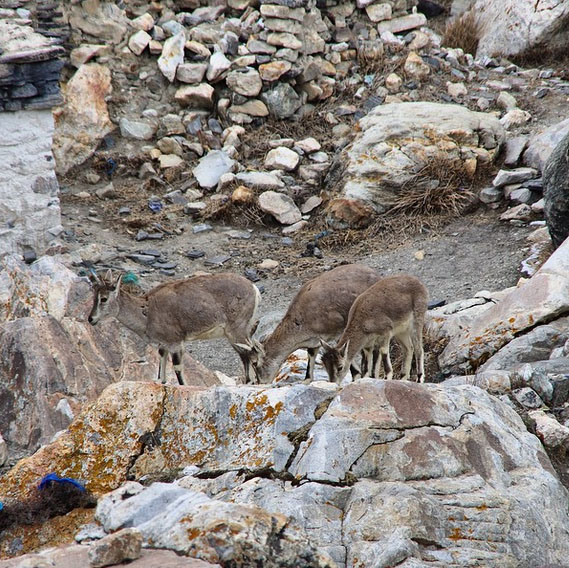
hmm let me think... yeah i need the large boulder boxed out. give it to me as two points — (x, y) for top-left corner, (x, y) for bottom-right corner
(327, 102), (504, 223)
(543, 130), (569, 249)
(1, 379), (568, 567)
(523, 117), (569, 173)
(439, 237), (569, 373)
(52, 63), (114, 175)
(0, 255), (217, 461)
(473, 0), (569, 59)
(94, 482), (334, 567)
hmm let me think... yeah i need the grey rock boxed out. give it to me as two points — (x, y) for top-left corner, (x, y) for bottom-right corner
(440, 239), (569, 373)
(475, 0), (569, 59)
(512, 387), (544, 409)
(158, 32), (186, 82)
(176, 63), (208, 84)
(192, 150), (236, 189)
(493, 167), (538, 188)
(96, 482), (201, 532)
(1, 109), (62, 259)
(335, 102), (504, 215)
(119, 118), (156, 141)
(261, 83), (302, 119)
(88, 528), (143, 568)
(503, 135), (528, 167)
(479, 186), (503, 203)
(480, 317), (569, 374)
(235, 171), (285, 190)
(258, 191), (302, 225)
(544, 129), (569, 248)
(524, 117), (569, 172)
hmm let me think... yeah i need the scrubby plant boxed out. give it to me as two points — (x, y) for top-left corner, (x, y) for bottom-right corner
(389, 156), (479, 217)
(442, 10), (480, 56)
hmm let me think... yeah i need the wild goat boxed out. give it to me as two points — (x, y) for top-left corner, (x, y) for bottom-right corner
(253, 264), (382, 383)
(88, 270), (261, 385)
(320, 275), (428, 384)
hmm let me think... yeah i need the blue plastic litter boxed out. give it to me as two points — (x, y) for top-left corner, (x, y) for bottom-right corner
(0, 501), (3, 511)
(106, 158), (117, 177)
(38, 473), (86, 492)
(148, 199), (163, 213)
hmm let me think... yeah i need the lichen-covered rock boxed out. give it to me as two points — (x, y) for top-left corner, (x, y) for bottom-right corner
(96, 483), (335, 568)
(0, 381), (335, 499)
(0, 256), (218, 460)
(2, 378), (568, 568)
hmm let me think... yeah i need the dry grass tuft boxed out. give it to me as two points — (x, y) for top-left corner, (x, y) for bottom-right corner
(200, 194), (269, 227)
(442, 10), (480, 56)
(511, 45), (569, 72)
(389, 157), (478, 217)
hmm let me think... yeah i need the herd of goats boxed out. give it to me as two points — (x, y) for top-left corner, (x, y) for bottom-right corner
(88, 264), (428, 386)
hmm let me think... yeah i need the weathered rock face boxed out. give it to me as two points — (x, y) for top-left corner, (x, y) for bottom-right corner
(1, 378), (568, 568)
(0, 14), (65, 261)
(94, 482), (334, 568)
(328, 102), (504, 220)
(474, 0), (569, 58)
(439, 237), (569, 373)
(543, 130), (569, 248)
(0, 110), (63, 259)
(0, 255), (218, 461)
(0, 547), (218, 568)
(51, 63), (114, 175)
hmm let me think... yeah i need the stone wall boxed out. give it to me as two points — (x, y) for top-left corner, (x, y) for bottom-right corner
(0, 5), (65, 259)
(0, 110), (62, 259)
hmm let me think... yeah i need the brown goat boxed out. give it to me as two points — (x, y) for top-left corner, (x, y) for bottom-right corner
(253, 264), (382, 383)
(321, 275), (428, 384)
(88, 271), (261, 385)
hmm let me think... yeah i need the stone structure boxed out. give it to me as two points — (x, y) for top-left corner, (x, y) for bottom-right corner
(0, 7), (65, 259)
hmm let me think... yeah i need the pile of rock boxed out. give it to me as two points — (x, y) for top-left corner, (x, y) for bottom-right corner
(0, 8), (65, 111)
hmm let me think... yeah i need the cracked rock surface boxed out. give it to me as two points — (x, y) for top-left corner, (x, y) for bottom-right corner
(1, 379), (568, 567)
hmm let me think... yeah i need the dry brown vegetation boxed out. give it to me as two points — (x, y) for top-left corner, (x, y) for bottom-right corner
(442, 10), (480, 56)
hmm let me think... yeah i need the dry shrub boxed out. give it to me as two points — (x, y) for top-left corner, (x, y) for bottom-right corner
(442, 10), (480, 56)
(390, 156), (479, 217)
(511, 45), (569, 72)
(200, 194), (268, 227)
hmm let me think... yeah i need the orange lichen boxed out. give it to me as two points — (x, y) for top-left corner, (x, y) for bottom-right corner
(449, 527), (463, 541)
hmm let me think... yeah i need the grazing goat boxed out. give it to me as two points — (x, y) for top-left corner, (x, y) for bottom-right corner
(88, 271), (261, 385)
(320, 275), (428, 384)
(253, 264), (382, 383)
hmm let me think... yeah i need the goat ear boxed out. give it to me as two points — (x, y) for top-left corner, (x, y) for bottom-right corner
(112, 272), (123, 294)
(320, 339), (333, 351)
(234, 342), (253, 353)
(340, 341), (350, 359)
(251, 320), (259, 336)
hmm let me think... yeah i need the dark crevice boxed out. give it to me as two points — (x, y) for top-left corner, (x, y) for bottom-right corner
(412, 537), (445, 549)
(126, 389), (168, 481)
(284, 393), (336, 471)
